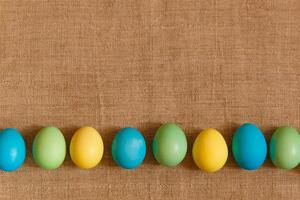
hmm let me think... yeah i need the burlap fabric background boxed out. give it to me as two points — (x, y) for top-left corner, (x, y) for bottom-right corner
(0, 0), (300, 199)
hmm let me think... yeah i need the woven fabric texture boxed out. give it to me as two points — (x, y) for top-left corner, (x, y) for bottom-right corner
(0, 0), (300, 199)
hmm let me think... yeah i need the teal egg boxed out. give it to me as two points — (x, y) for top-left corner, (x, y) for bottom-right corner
(232, 123), (267, 170)
(0, 128), (26, 172)
(112, 127), (146, 169)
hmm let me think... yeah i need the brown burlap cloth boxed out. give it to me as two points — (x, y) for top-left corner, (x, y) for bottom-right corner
(0, 0), (300, 199)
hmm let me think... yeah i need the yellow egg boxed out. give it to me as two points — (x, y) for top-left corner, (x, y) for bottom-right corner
(70, 127), (104, 169)
(192, 128), (228, 172)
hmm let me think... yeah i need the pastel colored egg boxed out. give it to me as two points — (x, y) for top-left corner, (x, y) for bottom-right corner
(112, 127), (146, 169)
(0, 128), (26, 172)
(152, 123), (187, 167)
(270, 126), (300, 169)
(70, 127), (104, 169)
(192, 128), (228, 172)
(32, 126), (66, 169)
(232, 123), (267, 170)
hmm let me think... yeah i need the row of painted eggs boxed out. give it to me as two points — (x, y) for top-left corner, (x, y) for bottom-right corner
(0, 123), (299, 172)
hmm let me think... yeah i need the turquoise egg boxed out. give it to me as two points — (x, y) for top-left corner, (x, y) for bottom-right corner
(232, 123), (267, 170)
(112, 127), (146, 169)
(0, 128), (26, 172)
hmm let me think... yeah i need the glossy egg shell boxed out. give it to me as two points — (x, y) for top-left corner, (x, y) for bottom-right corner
(270, 126), (300, 169)
(152, 123), (187, 167)
(32, 126), (66, 169)
(70, 127), (104, 169)
(0, 128), (26, 172)
(232, 123), (267, 170)
(112, 127), (146, 169)
(192, 128), (228, 172)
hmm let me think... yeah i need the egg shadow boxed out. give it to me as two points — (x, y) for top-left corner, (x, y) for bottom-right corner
(261, 126), (277, 170)
(220, 121), (240, 170)
(99, 125), (121, 168)
(138, 122), (162, 167)
(20, 125), (43, 169)
(180, 127), (199, 171)
(59, 126), (80, 168)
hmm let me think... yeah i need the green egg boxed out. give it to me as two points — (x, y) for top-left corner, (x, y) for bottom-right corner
(32, 126), (66, 169)
(152, 123), (187, 167)
(270, 126), (300, 169)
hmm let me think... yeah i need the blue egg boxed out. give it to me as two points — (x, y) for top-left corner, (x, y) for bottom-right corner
(112, 127), (146, 169)
(0, 128), (26, 172)
(232, 123), (267, 170)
